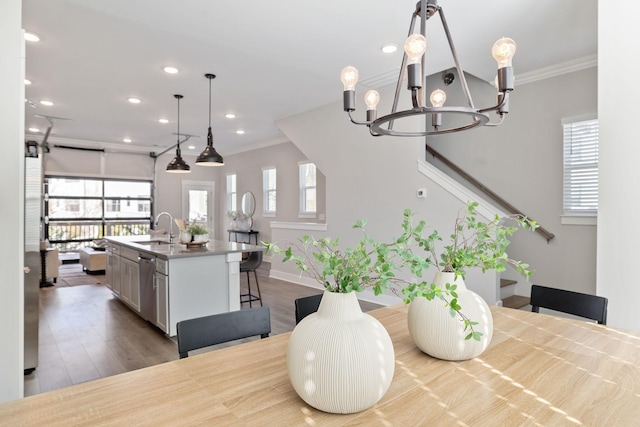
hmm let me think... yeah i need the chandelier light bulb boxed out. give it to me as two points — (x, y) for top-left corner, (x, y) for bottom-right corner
(364, 90), (380, 111)
(492, 37), (517, 68)
(340, 66), (359, 91)
(430, 89), (446, 107)
(404, 34), (427, 65)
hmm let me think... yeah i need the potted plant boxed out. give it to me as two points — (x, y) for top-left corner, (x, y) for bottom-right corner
(395, 201), (537, 360)
(264, 219), (399, 414)
(186, 224), (209, 243)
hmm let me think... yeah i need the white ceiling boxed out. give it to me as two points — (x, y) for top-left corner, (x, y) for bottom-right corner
(22, 0), (597, 156)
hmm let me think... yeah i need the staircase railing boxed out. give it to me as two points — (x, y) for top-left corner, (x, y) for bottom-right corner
(426, 145), (555, 242)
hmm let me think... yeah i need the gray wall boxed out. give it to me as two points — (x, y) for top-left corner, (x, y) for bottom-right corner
(214, 142), (326, 244)
(276, 80), (501, 306)
(427, 67), (598, 297)
(155, 141), (325, 244)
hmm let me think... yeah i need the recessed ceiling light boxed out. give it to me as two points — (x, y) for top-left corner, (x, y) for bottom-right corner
(24, 32), (40, 42)
(163, 66), (179, 74)
(236, 130), (245, 135)
(28, 127), (39, 133)
(40, 100), (54, 106)
(158, 118), (169, 124)
(187, 145), (195, 150)
(381, 44), (398, 54)
(225, 113), (236, 119)
(123, 138), (132, 143)
(24, 79), (32, 85)
(128, 97), (141, 104)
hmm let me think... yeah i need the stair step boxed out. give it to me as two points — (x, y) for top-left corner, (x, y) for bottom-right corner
(502, 295), (530, 310)
(500, 278), (518, 288)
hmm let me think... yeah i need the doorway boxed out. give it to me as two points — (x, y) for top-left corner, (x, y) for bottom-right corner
(182, 180), (215, 236)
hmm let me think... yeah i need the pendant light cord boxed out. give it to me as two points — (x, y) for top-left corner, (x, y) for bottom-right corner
(208, 77), (212, 128)
(176, 96), (181, 152)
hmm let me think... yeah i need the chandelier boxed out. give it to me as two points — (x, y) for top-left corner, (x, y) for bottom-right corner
(341, 0), (516, 137)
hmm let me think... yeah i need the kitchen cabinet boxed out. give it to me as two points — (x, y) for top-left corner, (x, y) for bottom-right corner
(155, 257), (169, 333)
(106, 243), (121, 296)
(119, 247), (140, 312)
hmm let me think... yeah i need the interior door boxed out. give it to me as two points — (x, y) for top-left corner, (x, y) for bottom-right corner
(182, 180), (215, 236)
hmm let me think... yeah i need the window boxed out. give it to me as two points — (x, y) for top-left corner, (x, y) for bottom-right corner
(562, 116), (598, 220)
(226, 173), (237, 213)
(263, 167), (276, 216)
(44, 177), (153, 250)
(299, 162), (316, 217)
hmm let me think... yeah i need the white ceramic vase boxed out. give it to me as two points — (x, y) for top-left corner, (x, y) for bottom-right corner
(192, 234), (208, 243)
(408, 271), (493, 361)
(179, 231), (192, 244)
(236, 218), (251, 231)
(287, 290), (395, 414)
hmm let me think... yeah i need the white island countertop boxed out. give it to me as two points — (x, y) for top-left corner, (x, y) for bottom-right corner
(104, 235), (263, 260)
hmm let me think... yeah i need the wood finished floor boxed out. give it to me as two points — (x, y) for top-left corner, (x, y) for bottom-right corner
(25, 261), (382, 397)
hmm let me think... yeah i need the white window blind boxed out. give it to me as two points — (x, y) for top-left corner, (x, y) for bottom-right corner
(563, 117), (598, 215)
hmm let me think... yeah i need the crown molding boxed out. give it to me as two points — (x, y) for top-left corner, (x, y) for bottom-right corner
(221, 136), (290, 156)
(516, 54), (598, 86)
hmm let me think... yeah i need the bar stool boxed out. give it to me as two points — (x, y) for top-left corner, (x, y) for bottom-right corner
(240, 250), (263, 307)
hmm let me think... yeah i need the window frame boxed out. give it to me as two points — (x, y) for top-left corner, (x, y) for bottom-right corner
(298, 162), (317, 218)
(561, 114), (598, 226)
(262, 167), (277, 217)
(226, 173), (237, 214)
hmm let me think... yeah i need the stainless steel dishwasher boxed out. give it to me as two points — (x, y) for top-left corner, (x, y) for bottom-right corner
(138, 254), (156, 323)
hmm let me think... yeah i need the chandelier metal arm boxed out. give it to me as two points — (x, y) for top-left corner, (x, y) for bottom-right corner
(411, 89), (422, 109)
(478, 91), (509, 114)
(438, 7), (474, 109)
(484, 115), (506, 127)
(370, 106), (489, 137)
(347, 110), (372, 126)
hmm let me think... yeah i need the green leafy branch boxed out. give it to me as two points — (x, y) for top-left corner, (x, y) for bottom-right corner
(263, 220), (403, 295)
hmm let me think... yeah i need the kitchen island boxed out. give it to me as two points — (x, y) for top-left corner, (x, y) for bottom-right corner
(104, 235), (262, 336)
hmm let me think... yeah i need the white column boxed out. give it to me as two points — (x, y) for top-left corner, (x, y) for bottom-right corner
(597, 1), (640, 330)
(0, 0), (25, 402)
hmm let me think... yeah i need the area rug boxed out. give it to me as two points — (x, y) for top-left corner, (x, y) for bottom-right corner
(56, 264), (105, 287)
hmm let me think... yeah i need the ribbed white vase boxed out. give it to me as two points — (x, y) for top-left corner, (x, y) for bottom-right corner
(408, 271), (493, 361)
(287, 290), (395, 414)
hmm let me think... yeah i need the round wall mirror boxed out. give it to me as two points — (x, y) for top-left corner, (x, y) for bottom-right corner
(241, 192), (256, 218)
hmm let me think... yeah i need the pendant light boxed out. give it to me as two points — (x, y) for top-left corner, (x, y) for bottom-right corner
(166, 94), (191, 173)
(196, 73), (224, 166)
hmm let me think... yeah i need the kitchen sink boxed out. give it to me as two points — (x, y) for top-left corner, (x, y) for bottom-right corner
(134, 240), (171, 245)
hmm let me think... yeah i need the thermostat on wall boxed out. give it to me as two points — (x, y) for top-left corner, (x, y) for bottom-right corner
(416, 188), (427, 198)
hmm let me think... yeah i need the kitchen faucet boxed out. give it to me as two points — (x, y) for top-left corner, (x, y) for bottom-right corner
(154, 212), (174, 243)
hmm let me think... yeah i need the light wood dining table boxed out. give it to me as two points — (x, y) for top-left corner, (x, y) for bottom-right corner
(2, 304), (640, 426)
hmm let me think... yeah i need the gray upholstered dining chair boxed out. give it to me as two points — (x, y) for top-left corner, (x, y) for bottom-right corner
(176, 306), (271, 358)
(530, 284), (608, 324)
